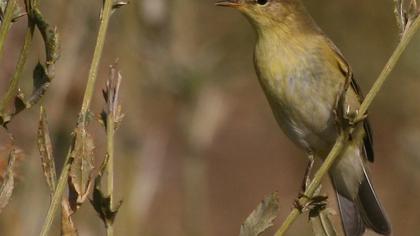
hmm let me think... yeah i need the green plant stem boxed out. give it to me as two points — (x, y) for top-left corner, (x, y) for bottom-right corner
(106, 112), (115, 236)
(0, 0), (17, 60)
(0, 25), (34, 115)
(39, 1), (114, 235)
(80, 0), (113, 121)
(274, 136), (347, 236)
(358, 16), (420, 117)
(274, 14), (420, 236)
(39, 150), (72, 236)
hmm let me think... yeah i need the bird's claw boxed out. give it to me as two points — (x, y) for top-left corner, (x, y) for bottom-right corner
(294, 193), (328, 216)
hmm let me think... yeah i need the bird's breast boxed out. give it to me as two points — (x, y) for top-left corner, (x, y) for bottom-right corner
(254, 41), (341, 152)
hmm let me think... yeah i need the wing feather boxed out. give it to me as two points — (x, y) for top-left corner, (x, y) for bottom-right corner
(327, 39), (375, 162)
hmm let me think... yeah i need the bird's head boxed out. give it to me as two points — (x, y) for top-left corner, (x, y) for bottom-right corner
(216, 0), (311, 34)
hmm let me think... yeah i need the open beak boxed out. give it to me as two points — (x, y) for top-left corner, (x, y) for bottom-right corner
(215, 0), (241, 8)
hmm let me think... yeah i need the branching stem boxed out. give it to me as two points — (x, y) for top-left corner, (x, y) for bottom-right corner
(38, 0), (115, 235)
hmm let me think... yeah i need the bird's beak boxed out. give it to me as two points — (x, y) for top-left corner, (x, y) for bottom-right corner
(215, 0), (241, 8)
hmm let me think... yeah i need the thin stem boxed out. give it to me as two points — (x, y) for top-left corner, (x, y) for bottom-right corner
(38, 0), (115, 235)
(274, 14), (420, 236)
(80, 0), (113, 121)
(0, 0), (17, 60)
(106, 111), (115, 236)
(39, 150), (72, 236)
(0, 25), (34, 114)
(274, 136), (347, 236)
(358, 16), (420, 117)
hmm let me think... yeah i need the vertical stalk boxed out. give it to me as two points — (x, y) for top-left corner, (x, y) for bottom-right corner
(0, 0), (17, 59)
(106, 107), (115, 236)
(80, 0), (113, 121)
(0, 26), (34, 114)
(39, 0), (114, 235)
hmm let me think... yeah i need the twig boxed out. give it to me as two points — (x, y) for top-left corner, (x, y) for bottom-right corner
(274, 12), (420, 236)
(105, 65), (122, 236)
(0, 25), (34, 116)
(106, 113), (115, 236)
(38, 0), (115, 235)
(0, 0), (16, 60)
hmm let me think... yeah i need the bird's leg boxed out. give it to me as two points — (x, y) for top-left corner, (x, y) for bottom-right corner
(294, 154), (328, 214)
(333, 78), (368, 139)
(301, 154), (315, 192)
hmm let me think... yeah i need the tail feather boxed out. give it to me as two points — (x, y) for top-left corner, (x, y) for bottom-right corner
(357, 171), (391, 235)
(336, 192), (365, 236)
(333, 171), (391, 236)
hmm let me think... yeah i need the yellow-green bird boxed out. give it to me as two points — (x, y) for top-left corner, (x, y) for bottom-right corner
(216, 0), (391, 235)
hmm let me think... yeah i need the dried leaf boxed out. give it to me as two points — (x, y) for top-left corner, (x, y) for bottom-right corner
(13, 89), (26, 115)
(68, 127), (95, 211)
(32, 8), (59, 66)
(102, 63), (124, 131)
(28, 63), (50, 107)
(310, 208), (337, 236)
(394, 0), (420, 34)
(25, 8), (59, 108)
(0, 0), (23, 23)
(61, 199), (78, 236)
(0, 149), (16, 214)
(309, 186), (337, 236)
(240, 192), (279, 236)
(37, 106), (56, 196)
(90, 155), (122, 227)
(113, 1), (128, 10)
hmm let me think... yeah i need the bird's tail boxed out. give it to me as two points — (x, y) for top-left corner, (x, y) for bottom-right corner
(333, 170), (391, 236)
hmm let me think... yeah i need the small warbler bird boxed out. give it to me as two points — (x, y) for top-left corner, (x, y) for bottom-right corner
(216, 0), (391, 235)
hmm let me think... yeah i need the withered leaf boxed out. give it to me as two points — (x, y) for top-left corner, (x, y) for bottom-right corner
(61, 199), (78, 236)
(0, 149), (16, 214)
(113, 1), (128, 10)
(394, 0), (420, 35)
(0, 0), (23, 23)
(68, 126), (95, 212)
(13, 90), (26, 115)
(32, 8), (59, 66)
(310, 208), (337, 236)
(28, 63), (50, 107)
(309, 186), (337, 236)
(102, 63), (124, 131)
(240, 192), (279, 236)
(90, 155), (122, 227)
(37, 106), (56, 196)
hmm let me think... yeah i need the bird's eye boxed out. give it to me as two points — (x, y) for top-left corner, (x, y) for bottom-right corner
(256, 0), (268, 5)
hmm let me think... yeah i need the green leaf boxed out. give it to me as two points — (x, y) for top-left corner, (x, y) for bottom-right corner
(240, 192), (279, 236)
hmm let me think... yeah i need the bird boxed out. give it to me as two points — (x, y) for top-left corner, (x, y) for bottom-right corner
(216, 0), (391, 235)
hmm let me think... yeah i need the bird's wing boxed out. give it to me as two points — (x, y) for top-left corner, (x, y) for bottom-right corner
(329, 41), (374, 162)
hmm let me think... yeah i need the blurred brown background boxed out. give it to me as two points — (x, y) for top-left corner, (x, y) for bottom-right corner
(0, 0), (419, 235)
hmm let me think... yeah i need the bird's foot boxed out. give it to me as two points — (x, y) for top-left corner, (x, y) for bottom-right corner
(343, 108), (367, 128)
(294, 193), (328, 216)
